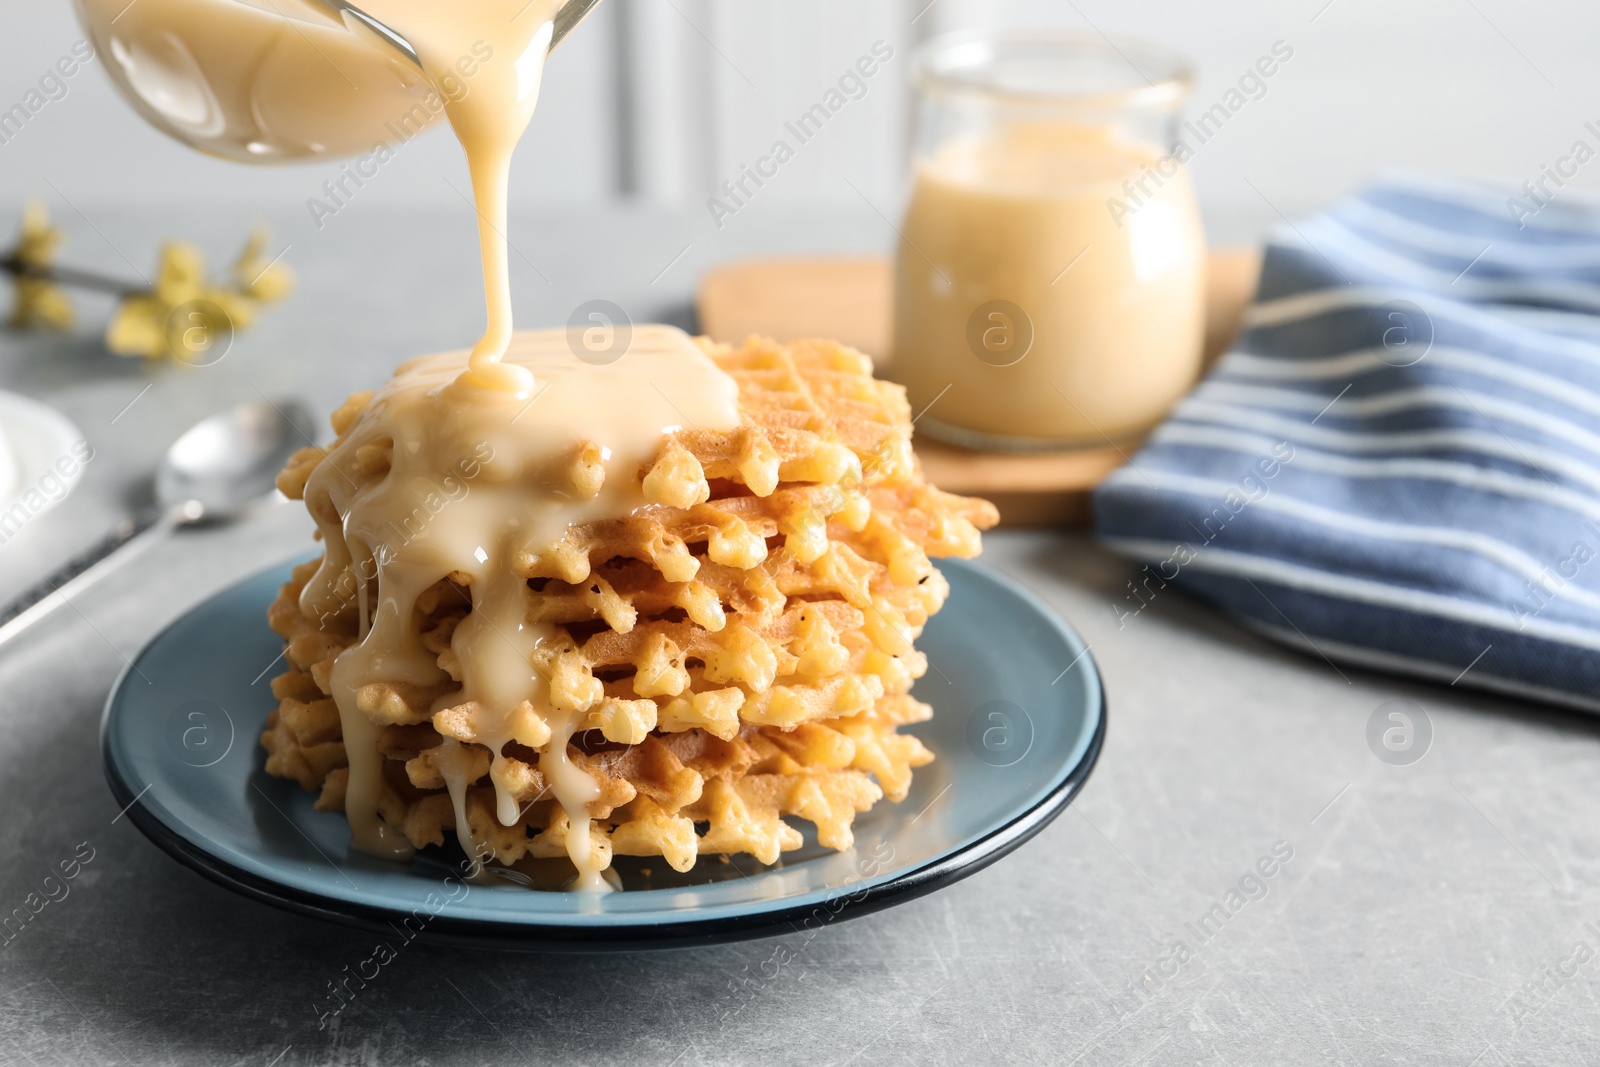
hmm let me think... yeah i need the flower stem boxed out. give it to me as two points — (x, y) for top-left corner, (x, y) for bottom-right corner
(0, 257), (138, 296)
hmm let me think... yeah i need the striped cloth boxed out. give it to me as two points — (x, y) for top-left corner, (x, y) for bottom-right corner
(1093, 175), (1600, 714)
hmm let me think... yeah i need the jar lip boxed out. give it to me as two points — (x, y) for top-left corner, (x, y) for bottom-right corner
(914, 29), (1194, 112)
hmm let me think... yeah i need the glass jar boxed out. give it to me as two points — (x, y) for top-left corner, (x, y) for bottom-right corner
(891, 31), (1206, 452)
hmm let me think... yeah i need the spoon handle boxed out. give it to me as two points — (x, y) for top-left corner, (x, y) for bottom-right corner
(0, 507), (180, 648)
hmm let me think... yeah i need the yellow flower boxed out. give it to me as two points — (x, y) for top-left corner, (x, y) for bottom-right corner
(11, 277), (75, 331)
(6, 200), (74, 330)
(107, 242), (257, 362)
(4, 214), (294, 361)
(104, 292), (166, 359)
(233, 226), (295, 303)
(153, 241), (206, 306)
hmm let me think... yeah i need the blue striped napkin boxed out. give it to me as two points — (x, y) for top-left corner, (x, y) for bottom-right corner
(1093, 175), (1600, 714)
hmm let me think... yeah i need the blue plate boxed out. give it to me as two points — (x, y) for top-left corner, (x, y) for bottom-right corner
(101, 557), (1104, 950)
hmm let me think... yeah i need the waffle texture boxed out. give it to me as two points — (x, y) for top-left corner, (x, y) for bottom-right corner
(262, 336), (998, 876)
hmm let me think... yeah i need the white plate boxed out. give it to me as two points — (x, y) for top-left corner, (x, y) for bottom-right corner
(0, 390), (87, 520)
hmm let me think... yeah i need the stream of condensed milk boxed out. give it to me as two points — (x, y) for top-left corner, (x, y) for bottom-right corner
(352, 0), (563, 391)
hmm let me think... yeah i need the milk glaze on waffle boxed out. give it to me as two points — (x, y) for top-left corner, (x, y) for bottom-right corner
(261, 331), (998, 887)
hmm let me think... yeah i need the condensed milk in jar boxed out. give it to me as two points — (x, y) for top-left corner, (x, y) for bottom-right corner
(891, 32), (1206, 451)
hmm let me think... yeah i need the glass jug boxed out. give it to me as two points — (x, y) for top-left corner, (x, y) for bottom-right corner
(73, 0), (598, 163)
(73, 0), (440, 161)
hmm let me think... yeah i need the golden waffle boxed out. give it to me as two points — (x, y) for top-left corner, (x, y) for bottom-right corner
(262, 335), (997, 879)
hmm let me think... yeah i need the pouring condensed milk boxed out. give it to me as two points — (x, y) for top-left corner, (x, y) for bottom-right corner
(892, 32), (1207, 451)
(343, 0), (564, 391)
(72, 0), (1006, 899)
(77, 0), (585, 391)
(75, 0), (732, 890)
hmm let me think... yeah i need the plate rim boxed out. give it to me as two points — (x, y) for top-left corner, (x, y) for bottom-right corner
(0, 389), (87, 518)
(102, 556), (1106, 951)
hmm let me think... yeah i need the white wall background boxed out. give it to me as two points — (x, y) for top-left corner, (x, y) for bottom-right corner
(1, 0), (1598, 241)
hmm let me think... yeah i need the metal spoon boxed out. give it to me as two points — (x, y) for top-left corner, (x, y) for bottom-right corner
(313, 0), (606, 67)
(0, 399), (314, 647)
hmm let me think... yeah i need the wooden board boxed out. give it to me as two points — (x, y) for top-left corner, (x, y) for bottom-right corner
(698, 249), (1264, 527)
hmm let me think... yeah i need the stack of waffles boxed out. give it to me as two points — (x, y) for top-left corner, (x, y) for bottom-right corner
(261, 335), (998, 878)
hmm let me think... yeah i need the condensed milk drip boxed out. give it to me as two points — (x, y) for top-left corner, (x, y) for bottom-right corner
(299, 327), (742, 890)
(358, 0), (564, 391)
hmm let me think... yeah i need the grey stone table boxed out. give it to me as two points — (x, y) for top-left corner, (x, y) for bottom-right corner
(1, 208), (1597, 1067)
